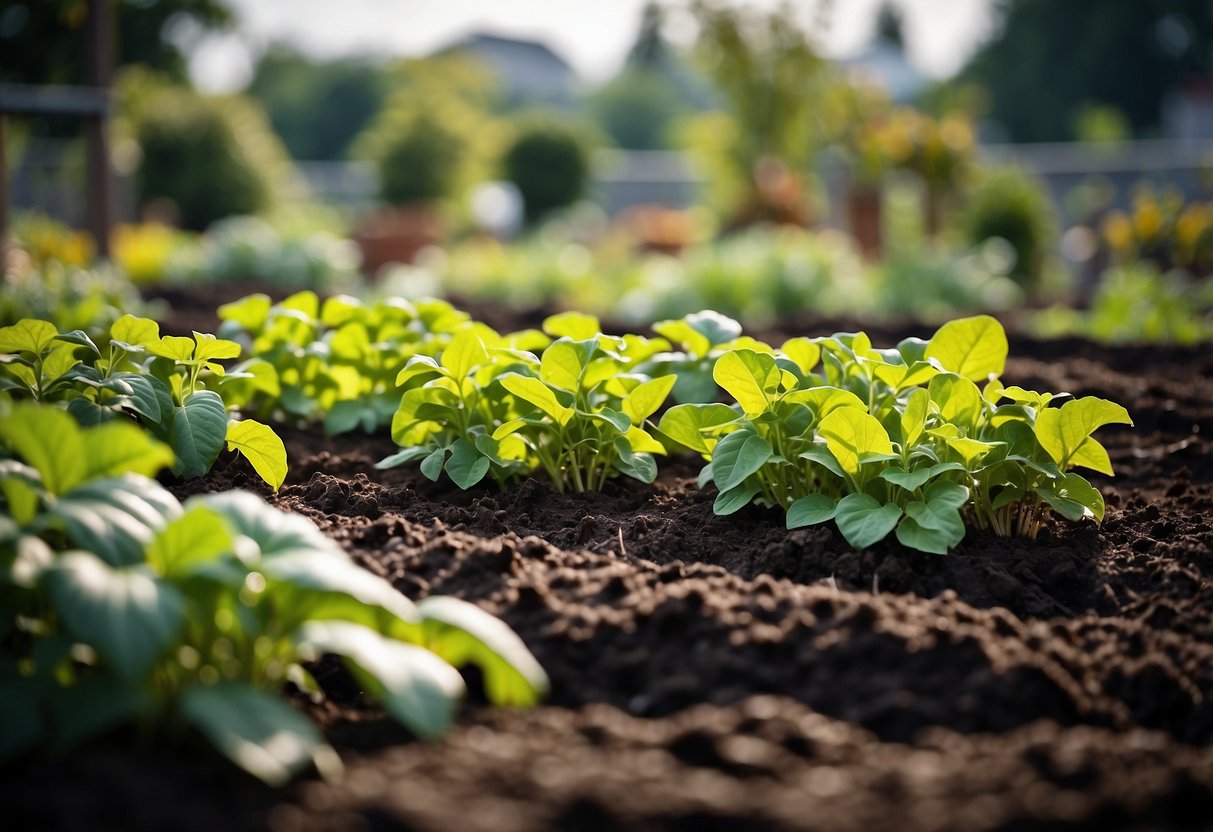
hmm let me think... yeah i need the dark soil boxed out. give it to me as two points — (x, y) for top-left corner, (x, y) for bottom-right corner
(5, 300), (1213, 831)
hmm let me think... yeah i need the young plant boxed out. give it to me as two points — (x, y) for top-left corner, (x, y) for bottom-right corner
(0, 402), (548, 785)
(660, 315), (1131, 553)
(217, 291), (503, 435)
(636, 309), (773, 403)
(0, 316), (286, 489)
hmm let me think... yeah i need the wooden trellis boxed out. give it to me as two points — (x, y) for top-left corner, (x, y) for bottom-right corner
(0, 0), (113, 258)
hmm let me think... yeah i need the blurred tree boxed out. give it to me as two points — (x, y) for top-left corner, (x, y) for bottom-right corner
(246, 45), (387, 161)
(502, 117), (592, 224)
(963, 0), (1213, 141)
(875, 2), (905, 50)
(0, 0), (233, 85)
(590, 71), (686, 149)
(119, 71), (292, 229)
(353, 57), (503, 205)
(682, 0), (831, 225)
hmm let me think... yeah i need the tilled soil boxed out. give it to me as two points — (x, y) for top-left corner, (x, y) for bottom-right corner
(5, 307), (1213, 832)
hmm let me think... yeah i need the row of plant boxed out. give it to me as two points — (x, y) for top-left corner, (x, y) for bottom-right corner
(0, 316), (287, 489)
(341, 306), (1130, 555)
(0, 402), (547, 784)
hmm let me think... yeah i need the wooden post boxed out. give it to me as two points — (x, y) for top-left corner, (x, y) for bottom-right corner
(85, 0), (113, 259)
(0, 115), (8, 260)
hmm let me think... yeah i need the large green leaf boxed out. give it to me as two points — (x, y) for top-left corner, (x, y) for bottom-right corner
(146, 504), (234, 576)
(543, 311), (600, 340)
(297, 621), (465, 740)
(713, 480), (759, 515)
(0, 404), (86, 495)
(417, 595), (549, 707)
(442, 329), (489, 380)
(445, 438), (490, 489)
(713, 350), (780, 417)
(217, 294), (272, 332)
(834, 494), (902, 550)
(1034, 397), (1132, 475)
(180, 682), (335, 787)
(710, 428), (772, 492)
(0, 319), (58, 355)
(47, 551), (185, 681)
(538, 339), (588, 392)
(225, 419), (288, 490)
(925, 315), (1008, 381)
(818, 408), (894, 479)
(623, 374), (677, 425)
(657, 403), (739, 453)
(82, 421), (175, 481)
(500, 374), (573, 425)
(169, 391), (228, 479)
(786, 493), (837, 528)
(1033, 472), (1106, 522)
(51, 475), (181, 566)
(896, 500), (965, 554)
(110, 314), (160, 350)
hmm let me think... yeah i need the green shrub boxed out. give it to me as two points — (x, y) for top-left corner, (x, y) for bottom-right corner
(502, 120), (592, 224)
(133, 85), (289, 230)
(959, 167), (1057, 289)
(376, 114), (467, 205)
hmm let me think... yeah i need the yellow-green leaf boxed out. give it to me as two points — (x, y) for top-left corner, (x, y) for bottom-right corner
(542, 311), (599, 340)
(442, 329), (489, 380)
(818, 408), (894, 478)
(225, 420), (288, 490)
(713, 350), (779, 417)
(780, 337), (821, 374)
(925, 315), (1008, 382)
(0, 319), (58, 355)
(623, 374), (677, 425)
(193, 332), (241, 362)
(1034, 397), (1132, 475)
(500, 375), (572, 426)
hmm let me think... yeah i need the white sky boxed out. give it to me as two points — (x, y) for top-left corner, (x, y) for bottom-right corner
(188, 0), (996, 93)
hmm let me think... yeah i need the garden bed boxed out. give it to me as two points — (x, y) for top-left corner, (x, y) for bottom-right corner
(6, 298), (1213, 832)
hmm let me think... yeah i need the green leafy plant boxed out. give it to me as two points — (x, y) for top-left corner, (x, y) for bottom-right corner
(0, 316), (286, 489)
(217, 291), (507, 436)
(659, 315), (1131, 553)
(636, 310), (761, 403)
(0, 402), (548, 785)
(381, 312), (672, 493)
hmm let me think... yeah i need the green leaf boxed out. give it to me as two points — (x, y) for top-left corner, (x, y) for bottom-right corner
(1034, 472), (1106, 522)
(376, 446), (434, 470)
(111, 372), (165, 423)
(47, 551), (185, 682)
(539, 339), (588, 392)
(782, 387), (866, 422)
(442, 329), (489, 379)
(297, 620), (465, 740)
(170, 391), (228, 479)
(686, 310), (742, 347)
(713, 350), (780, 417)
(417, 595), (549, 708)
(1034, 397), (1132, 475)
(780, 337), (821, 375)
(928, 373), (983, 433)
(543, 311), (600, 340)
(623, 374), (677, 425)
(713, 480), (759, 515)
(925, 315), (1008, 381)
(146, 504), (234, 575)
(710, 428), (772, 492)
(217, 294), (272, 331)
(82, 421), (176, 480)
(0, 404), (86, 495)
(896, 501), (965, 554)
(0, 319), (58, 355)
(613, 439), (658, 483)
(50, 475), (181, 566)
(787, 493), (837, 528)
(148, 335), (196, 362)
(652, 318), (709, 356)
(180, 682), (335, 787)
(818, 408), (894, 479)
(657, 403), (739, 453)
(798, 443), (845, 478)
(225, 419), (288, 490)
(420, 447), (447, 481)
(879, 462), (964, 492)
(110, 314), (160, 349)
(446, 438), (490, 489)
(192, 332), (241, 362)
(901, 387), (930, 448)
(500, 374), (572, 425)
(834, 494), (902, 549)
(323, 400), (365, 436)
